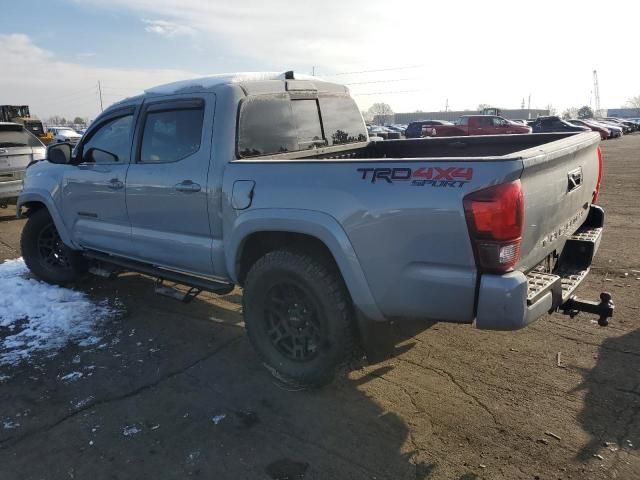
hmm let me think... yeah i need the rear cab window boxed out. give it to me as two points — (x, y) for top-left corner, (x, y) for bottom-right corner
(236, 94), (366, 158)
(318, 96), (367, 146)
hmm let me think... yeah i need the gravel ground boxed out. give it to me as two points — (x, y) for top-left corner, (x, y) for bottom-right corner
(0, 134), (638, 480)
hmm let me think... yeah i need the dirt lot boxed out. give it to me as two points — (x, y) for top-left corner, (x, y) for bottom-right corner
(0, 135), (638, 480)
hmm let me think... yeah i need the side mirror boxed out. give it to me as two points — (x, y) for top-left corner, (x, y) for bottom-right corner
(47, 142), (73, 164)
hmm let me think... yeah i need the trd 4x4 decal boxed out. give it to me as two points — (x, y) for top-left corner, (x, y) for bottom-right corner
(357, 167), (473, 187)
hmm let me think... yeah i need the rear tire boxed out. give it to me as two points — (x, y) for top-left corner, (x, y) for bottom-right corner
(243, 249), (355, 388)
(20, 209), (86, 285)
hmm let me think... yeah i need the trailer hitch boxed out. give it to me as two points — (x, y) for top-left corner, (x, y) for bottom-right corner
(561, 292), (614, 326)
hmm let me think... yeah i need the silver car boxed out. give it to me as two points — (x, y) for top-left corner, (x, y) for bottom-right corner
(0, 122), (46, 206)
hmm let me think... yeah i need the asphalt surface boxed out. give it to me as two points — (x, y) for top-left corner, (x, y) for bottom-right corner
(0, 134), (639, 480)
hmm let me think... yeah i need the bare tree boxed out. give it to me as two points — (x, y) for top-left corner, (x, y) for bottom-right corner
(561, 107), (578, 119)
(627, 95), (640, 114)
(367, 103), (393, 125)
(46, 115), (62, 125)
(361, 110), (373, 123)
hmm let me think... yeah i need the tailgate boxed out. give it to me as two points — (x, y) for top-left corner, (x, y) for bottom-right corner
(517, 132), (601, 272)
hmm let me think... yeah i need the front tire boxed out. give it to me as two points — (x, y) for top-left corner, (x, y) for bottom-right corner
(243, 250), (355, 388)
(20, 209), (86, 285)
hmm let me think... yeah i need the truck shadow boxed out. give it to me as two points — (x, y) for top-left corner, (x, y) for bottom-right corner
(1, 272), (457, 480)
(575, 328), (640, 460)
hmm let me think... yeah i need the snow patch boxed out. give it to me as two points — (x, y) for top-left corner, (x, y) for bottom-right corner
(122, 425), (142, 437)
(60, 371), (83, 382)
(72, 395), (94, 409)
(0, 258), (122, 366)
(211, 414), (226, 425)
(3, 420), (20, 429)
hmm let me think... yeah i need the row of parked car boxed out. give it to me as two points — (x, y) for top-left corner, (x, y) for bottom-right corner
(526, 116), (639, 140)
(372, 115), (639, 140)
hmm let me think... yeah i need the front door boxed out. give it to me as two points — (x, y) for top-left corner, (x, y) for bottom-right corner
(61, 107), (136, 255)
(125, 95), (215, 277)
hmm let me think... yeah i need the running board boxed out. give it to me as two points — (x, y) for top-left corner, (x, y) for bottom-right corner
(84, 250), (234, 296)
(154, 280), (203, 304)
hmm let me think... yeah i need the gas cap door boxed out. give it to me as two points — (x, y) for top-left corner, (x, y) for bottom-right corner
(231, 180), (256, 210)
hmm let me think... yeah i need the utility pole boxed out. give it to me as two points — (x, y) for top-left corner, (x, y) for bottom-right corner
(311, 66), (315, 76)
(445, 98), (449, 112)
(521, 97), (525, 109)
(527, 94), (531, 118)
(98, 81), (104, 112)
(593, 70), (601, 117)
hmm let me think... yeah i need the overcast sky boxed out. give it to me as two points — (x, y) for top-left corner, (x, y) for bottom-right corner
(1, 0), (638, 120)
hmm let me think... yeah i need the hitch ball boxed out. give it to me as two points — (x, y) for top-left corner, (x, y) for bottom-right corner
(598, 292), (613, 327)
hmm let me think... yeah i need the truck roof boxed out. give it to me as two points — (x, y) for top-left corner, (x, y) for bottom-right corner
(144, 71), (347, 96)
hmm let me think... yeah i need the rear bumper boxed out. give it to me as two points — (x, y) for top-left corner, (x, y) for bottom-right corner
(475, 205), (604, 330)
(0, 180), (22, 200)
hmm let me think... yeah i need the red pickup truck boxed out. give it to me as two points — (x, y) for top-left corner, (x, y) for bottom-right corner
(423, 115), (532, 137)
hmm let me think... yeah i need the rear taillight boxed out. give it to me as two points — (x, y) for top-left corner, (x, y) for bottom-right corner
(463, 180), (524, 274)
(593, 146), (603, 203)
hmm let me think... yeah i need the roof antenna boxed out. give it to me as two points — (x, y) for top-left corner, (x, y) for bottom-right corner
(284, 71), (295, 80)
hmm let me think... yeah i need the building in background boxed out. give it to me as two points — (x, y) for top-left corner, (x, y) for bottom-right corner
(606, 108), (640, 118)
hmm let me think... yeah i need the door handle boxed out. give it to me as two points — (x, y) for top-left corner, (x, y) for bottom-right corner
(108, 178), (124, 190)
(174, 180), (201, 193)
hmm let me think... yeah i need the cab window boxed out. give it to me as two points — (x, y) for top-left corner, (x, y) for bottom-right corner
(81, 114), (133, 163)
(140, 106), (204, 163)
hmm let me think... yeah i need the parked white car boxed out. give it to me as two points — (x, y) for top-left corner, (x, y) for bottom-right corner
(47, 126), (82, 145)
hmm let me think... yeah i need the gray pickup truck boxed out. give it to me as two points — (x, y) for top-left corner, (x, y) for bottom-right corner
(17, 72), (612, 386)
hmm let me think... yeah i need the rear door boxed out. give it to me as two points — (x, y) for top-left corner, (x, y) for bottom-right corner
(125, 94), (215, 276)
(61, 107), (136, 255)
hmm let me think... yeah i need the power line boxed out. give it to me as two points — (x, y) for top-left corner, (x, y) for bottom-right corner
(34, 92), (99, 109)
(351, 87), (430, 96)
(322, 64), (427, 77)
(33, 88), (98, 106)
(344, 77), (414, 86)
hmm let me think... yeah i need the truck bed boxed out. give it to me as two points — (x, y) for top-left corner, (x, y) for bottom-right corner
(238, 132), (578, 161)
(227, 131), (602, 325)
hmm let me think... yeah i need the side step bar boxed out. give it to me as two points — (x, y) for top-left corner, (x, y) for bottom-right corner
(84, 250), (235, 296)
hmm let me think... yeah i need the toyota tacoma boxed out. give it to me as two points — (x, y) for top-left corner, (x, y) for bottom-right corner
(17, 72), (612, 387)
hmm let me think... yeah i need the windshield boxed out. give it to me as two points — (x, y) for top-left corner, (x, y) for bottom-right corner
(0, 125), (43, 147)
